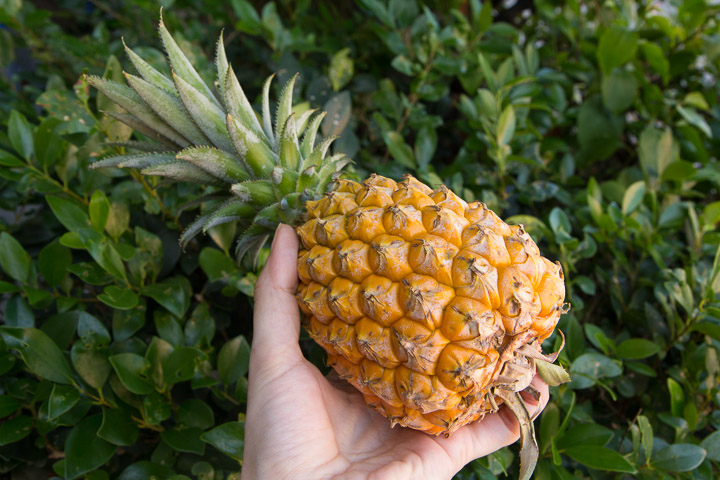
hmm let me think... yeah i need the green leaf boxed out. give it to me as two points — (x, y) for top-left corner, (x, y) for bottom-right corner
(48, 384), (81, 420)
(536, 360), (571, 386)
(0, 232), (31, 283)
(638, 415), (653, 462)
(0, 395), (21, 419)
(70, 339), (111, 388)
(145, 336), (174, 390)
(663, 160), (696, 182)
(0, 280), (19, 293)
(65, 415), (116, 480)
(548, 207), (572, 242)
(651, 444), (706, 472)
(46, 196), (91, 232)
(683, 92), (709, 111)
(177, 399), (215, 429)
(199, 247), (237, 282)
(112, 303), (147, 342)
(473, 0), (492, 34)
(4, 295), (34, 327)
(615, 338), (660, 359)
(565, 446), (635, 473)
(621, 181), (646, 216)
(601, 69), (637, 112)
(667, 378), (685, 418)
(184, 303), (215, 348)
(161, 427), (206, 455)
(639, 126), (675, 186)
(98, 286), (139, 310)
(143, 391), (172, 425)
(384, 131), (415, 169)
(329, 48), (354, 91)
(626, 360), (657, 378)
(155, 311), (184, 347)
(163, 347), (207, 385)
(700, 431), (720, 462)
(71, 312), (112, 389)
(109, 353), (154, 395)
(200, 421), (244, 460)
(86, 240), (127, 281)
(570, 352), (622, 389)
(142, 277), (191, 319)
(676, 105), (712, 137)
(496, 105), (516, 147)
(414, 125), (437, 170)
(98, 407), (138, 446)
(89, 190), (111, 232)
(38, 240), (71, 286)
(8, 110), (34, 161)
(0, 415), (33, 446)
(557, 423), (613, 450)
(640, 42), (669, 85)
(231, 0), (263, 34)
(577, 96), (622, 163)
(322, 91), (352, 138)
(218, 335), (251, 386)
(0, 150), (24, 167)
(106, 201), (130, 241)
(0, 327), (73, 384)
(597, 26), (638, 74)
(117, 462), (174, 480)
(539, 403), (559, 453)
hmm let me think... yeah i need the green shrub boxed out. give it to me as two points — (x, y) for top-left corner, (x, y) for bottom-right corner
(1, 0), (719, 478)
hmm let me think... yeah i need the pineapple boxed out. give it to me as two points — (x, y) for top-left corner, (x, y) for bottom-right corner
(89, 14), (569, 480)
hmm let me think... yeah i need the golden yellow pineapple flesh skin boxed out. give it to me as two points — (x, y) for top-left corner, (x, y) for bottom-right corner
(296, 174), (565, 436)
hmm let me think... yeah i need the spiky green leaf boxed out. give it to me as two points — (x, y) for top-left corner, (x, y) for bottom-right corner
(123, 39), (175, 92)
(91, 152), (176, 170)
(301, 111), (326, 159)
(142, 161), (225, 186)
(215, 31), (229, 101)
(226, 114), (276, 177)
(275, 74), (298, 144)
(202, 199), (255, 232)
(158, 12), (220, 108)
(125, 73), (209, 146)
(261, 74), (275, 146)
(173, 73), (234, 152)
(224, 66), (265, 143)
(177, 146), (251, 183)
(230, 180), (276, 205)
(278, 114), (300, 171)
(87, 76), (188, 147)
(103, 111), (181, 148)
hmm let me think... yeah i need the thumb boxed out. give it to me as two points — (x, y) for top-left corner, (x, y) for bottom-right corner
(252, 224), (303, 366)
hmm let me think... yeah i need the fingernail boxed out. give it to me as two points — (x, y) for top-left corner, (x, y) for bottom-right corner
(271, 224), (286, 249)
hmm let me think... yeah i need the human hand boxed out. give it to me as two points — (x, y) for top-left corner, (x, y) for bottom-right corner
(241, 224), (549, 480)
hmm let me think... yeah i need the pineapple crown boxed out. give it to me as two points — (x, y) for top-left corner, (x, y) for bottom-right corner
(88, 11), (350, 263)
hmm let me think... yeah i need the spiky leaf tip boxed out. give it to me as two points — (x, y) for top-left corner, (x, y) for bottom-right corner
(90, 12), (351, 263)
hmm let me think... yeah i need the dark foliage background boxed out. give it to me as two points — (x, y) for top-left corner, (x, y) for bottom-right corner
(0, 0), (719, 478)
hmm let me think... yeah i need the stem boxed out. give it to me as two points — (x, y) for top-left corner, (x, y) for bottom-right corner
(26, 164), (88, 205)
(131, 415), (165, 432)
(71, 381), (114, 408)
(130, 171), (184, 231)
(382, 44), (437, 162)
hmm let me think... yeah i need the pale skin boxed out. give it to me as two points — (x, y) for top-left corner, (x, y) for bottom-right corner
(241, 224), (549, 480)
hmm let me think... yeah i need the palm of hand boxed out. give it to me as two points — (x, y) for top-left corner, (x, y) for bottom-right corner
(241, 225), (547, 480)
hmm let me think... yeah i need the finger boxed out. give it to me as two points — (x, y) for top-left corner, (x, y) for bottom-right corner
(325, 370), (357, 394)
(444, 375), (551, 465)
(522, 375), (549, 420)
(252, 224), (302, 365)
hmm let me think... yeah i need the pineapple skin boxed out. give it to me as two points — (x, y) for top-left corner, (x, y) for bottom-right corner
(296, 174), (566, 436)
